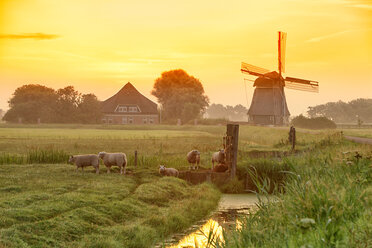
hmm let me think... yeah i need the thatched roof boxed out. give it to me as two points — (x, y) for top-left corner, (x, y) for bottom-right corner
(248, 72), (290, 116)
(102, 83), (158, 114)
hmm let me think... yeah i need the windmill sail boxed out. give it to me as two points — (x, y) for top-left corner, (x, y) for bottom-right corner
(241, 62), (270, 77)
(285, 76), (319, 92)
(278, 31), (287, 74)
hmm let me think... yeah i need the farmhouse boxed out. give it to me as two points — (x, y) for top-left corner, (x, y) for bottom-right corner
(101, 83), (159, 124)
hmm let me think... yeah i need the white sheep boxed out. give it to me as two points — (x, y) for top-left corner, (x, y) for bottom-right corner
(187, 150), (200, 170)
(211, 149), (225, 170)
(68, 154), (100, 174)
(98, 152), (127, 174)
(159, 165), (179, 177)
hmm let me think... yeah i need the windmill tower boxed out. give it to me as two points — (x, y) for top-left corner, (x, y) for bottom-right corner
(241, 31), (319, 126)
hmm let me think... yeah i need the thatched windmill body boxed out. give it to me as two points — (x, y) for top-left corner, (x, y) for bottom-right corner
(241, 32), (319, 125)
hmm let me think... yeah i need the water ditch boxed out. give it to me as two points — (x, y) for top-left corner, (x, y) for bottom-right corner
(156, 194), (261, 248)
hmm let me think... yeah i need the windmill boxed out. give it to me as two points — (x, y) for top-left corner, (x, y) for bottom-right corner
(241, 31), (319, 125)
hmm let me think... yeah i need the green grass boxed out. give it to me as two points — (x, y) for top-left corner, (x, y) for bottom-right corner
(0, 123), (346, 247)
(0, 164), (220, 247)
(209, 137), (372, 247)
(342, 128), (372, 139)
(0, 124), (334, 158)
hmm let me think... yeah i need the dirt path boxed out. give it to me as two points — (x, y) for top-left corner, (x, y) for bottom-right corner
(344, 135), (372, 145)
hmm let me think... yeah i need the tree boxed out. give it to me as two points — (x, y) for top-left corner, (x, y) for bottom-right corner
(3, 84), (58, 123)
(151, 69), (209, 123)
(205, 103), (248, 121)
(55, 86), (81, 123)
(3, 84), (102, 124)
(77, 94), (102, 124)
(206, 104), (227, 119)
(0, 109), (4, 120)
(307, 98), (372, 123)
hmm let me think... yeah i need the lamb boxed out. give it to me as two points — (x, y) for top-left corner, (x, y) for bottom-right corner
(68, 154), (100, 174)
(159, 165), (179, 177)
(98, 152), (127, 174)
(211, 149), (225, 170)
(187, 150), (200, 170)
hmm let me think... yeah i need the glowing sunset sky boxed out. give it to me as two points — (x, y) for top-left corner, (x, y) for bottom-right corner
(1, 0), (371, 116)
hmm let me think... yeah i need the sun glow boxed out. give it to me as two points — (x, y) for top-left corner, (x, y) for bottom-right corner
(1, 0), (371, 115)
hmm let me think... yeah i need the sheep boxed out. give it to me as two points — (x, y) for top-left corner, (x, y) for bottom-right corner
(211, 149), (225, 170)
(98, 152), (127, 174)
(187, 150), (200, 170)
(68, 154), (100, 174)
(212, 163), (228, 173)
(159, 165), (179, 177)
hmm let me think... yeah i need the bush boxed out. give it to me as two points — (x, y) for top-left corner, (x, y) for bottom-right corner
(291, 115), (336, 129)
(193, 118), (228, 125)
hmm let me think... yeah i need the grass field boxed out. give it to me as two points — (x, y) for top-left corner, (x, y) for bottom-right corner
(0, 123), (347, 247)
(341, 129), (372, 139)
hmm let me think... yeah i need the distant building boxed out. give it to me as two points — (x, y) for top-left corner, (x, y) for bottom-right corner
(101, 83), (159, 124)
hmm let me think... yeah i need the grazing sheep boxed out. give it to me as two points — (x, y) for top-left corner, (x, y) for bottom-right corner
(98, 152), (127, 174)
(68, 154), (100, 174)
(187, 150), (200, 170)
(159, 165), (179, 177)
(211, 149), (225, 170)
(212, 163), (228, 173)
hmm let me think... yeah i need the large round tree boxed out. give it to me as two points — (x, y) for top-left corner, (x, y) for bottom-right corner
(151, 69), (209, 123)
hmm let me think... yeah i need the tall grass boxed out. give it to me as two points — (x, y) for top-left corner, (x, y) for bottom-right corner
(206, 139), (372, 247)
(0, 149), (69, 165)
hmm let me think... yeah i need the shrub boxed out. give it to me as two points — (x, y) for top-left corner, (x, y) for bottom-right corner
(291, 115), (336, 129)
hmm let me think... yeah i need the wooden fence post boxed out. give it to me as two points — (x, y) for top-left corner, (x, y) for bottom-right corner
(226, 124), (239, 179)
(289, 126), (296, 151)
(134, 150), (138, 167)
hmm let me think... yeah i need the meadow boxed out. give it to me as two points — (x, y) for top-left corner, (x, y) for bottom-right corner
(207, 136), (372, 247)
(342, 128), (372, 139)
(0, 123), (350, 247)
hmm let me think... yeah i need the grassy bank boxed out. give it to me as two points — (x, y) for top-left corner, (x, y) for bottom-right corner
(215, 139), (372, 247)
(0, 164), (220, 247)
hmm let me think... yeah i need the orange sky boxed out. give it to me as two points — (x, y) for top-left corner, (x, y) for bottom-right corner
(1, 0), (371, 116)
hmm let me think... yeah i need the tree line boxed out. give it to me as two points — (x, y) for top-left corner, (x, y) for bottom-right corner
(3, 84), (102, 124)
(205, 103), (248, 121)
(307, 98), (372, 124)
(2, 69), (211, 124)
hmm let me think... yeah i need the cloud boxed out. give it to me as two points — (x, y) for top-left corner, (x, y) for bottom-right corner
(351, 4), (372, 9)
(306, 30), (351, 43)
(0, 33), (59, 40)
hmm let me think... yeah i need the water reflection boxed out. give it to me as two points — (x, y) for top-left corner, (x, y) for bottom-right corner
(166, 219), (223, 248)
(161, 194), (259, 248)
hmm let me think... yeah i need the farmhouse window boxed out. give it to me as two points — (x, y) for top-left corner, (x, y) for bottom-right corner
(102, 118), (107, 124)
(128, 117), (134, 124)
(108, 118), (113, 124)
(119, 106), (127, 112)
(149, 118), (154, 124)
(143, 118), (147, 124)
(122, 117), (127, 124)
(129, 107), (138, 112)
